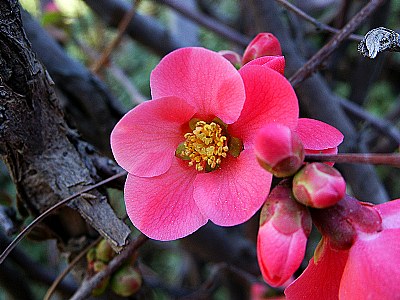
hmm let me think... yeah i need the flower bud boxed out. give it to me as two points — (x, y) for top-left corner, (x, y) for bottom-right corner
(293, 163), (346, 208)
(257, 181), (311, 287)
(91, 261), (110, 296)
(96, 239), (115, 263)
(255, 123), (304, 177)
(242, 33), (282, 65)
(111, 265), (142, 297)
(218, 50), (242, 69)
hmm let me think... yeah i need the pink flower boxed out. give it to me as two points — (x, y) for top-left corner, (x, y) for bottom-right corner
(292, 162), (346, 208)
(242, 33), (282, 65)
(257, 182), (312, 287)
(254, 123), (305, 177)
(285, 197), (400, 299)
(111, 47), (299, 240)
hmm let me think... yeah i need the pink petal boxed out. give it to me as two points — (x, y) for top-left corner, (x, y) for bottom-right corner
(285, 238), (348, 300)
(193, 149), (271, 226)
(124, 159), (207, 241)
(230, 65), (299, 147)
(244, 56), (285, 75)
(257, 222), (307, 287)
(150, 47), (245, 124)
(375, 199), (400, 229)
(111, 96), (196, 177)
(295, 118), (344, 151)
(340, 230), (400, 299)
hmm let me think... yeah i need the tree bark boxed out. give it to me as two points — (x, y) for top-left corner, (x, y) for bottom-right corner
(0, 0), (129, 251)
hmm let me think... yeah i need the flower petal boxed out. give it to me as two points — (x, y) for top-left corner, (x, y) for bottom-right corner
(111, 96), (196, 177)
(285, 238), (348, 300)
(124, 160), (207, 241)
(230, 65), (299, 146)
(258, 222), (307, 287)
(339, 230), (400, 299)
(375, 199), (400, 229)
(295, 118), (344, 151)
(193, 149), (271, 226)
(244, 56), (285, 75)
(150, 47), (245, 124)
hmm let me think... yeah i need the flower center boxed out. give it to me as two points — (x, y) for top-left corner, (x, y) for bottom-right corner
(178, 120), (229, 172)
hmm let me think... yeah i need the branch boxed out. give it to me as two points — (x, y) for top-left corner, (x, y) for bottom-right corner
(21, 9), (126, 155)
(0, 1), (130, 255)
(289, 0), (386, 87)
(246, 0), (389, 203)
(70, 234), (148, 300)
(154, 0), (250, 47)
(274, 0), (363, 41)
(83, 0), (188, 56)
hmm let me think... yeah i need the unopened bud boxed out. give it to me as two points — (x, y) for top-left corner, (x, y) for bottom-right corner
(111, 265), (142, 297)
(255, 123), (304, 177)
(96, 239), (115, 263)
(242, 33), (282, 65)
(91, 261), (110, 296)
(258, 181), (311, 287)
(293, 163), (346, 208)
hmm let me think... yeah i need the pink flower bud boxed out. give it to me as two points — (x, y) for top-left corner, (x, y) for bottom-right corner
(111, 265), (142, 297)
(257, 181), (311, 287)
(292, 163), (346, 208)
(218, 50), (242, 69)
(255, 123), (305, 177)
(242, 33), (282, 65)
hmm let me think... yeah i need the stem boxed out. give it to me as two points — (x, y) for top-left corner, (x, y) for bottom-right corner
(305, 153), (400, 167)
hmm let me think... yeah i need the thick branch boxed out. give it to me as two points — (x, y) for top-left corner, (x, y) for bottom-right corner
(21, 9), (126, 155)
(0, 1), (129, 250)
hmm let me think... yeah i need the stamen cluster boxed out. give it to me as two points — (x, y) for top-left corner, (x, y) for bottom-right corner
(182, 121), (229, 171)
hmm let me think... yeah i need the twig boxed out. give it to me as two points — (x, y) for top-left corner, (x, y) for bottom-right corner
(274, 0), (363, 41)
(70, 234), (148, 300)
(43, 236), (102, 300)
(337, 97), (400, 145)
(154, 0), (251, 47)
(289, 0), (385, 87)
(91, 0), (141, 73)
(0, 171), (127, 265)
(306, 153), (400, 167)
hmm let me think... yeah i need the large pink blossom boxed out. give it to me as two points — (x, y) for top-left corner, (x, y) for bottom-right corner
(111, 47), (299, 240)
(285, 198), (400, 299)
(111, 46), (341, 241)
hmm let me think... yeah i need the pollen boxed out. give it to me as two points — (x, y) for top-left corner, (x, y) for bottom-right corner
(181, 121), (229, 172)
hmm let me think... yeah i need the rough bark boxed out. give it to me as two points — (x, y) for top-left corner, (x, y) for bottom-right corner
(20, 9), (126, 156)
(0, 1), (129, 250)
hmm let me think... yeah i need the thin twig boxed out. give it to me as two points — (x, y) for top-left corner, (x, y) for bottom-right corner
(0, 171), (127, 265)
(155, 0), (251, 47)
(91, 0), (141, 73)
(70, 234), (148, 300)
(337, 97), (400, 145)
(43, 236), (102, 300)
(289, 0), (385, 87)
(306, 153), (400, 167)
(274, 0), (363, 41)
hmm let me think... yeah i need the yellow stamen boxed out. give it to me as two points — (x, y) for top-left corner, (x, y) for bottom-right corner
(181, 121), (229, 172)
